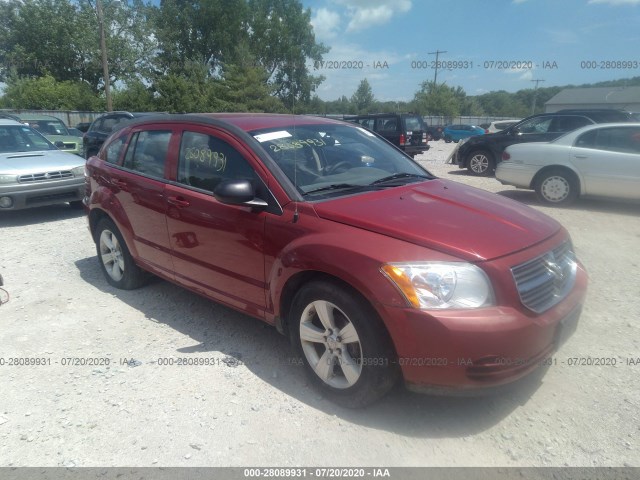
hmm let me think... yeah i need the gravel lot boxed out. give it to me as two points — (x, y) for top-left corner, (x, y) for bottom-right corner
(1, 140), (639, 468)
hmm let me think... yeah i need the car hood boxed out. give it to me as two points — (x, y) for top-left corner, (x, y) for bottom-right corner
(312, 179), (560, 261)
(44, 134), (82, 144)
(0, 150), (85, 174)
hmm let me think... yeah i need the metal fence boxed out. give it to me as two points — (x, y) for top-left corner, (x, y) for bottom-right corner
(1, 109), (104, 127)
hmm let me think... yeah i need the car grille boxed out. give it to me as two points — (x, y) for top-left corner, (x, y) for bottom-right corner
(18, 171), (74, 183)
(511, 241), (577, 313)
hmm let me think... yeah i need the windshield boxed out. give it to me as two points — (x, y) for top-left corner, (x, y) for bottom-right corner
(251, 123), (432, 198)
(24, 119), (70, 136)
(0, 125), (56, 153)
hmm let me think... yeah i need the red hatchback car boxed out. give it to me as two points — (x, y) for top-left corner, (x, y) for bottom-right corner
(84, 114), (587, 407)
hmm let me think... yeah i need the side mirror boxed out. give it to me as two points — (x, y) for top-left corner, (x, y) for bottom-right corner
(54, 141), (65, 149)
(213, 179), (268, 209)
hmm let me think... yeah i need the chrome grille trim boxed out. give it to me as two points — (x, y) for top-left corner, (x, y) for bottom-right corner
(511, 241), (577, 313)
(18, 171), (74, 183)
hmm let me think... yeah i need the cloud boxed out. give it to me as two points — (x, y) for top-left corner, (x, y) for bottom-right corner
(332, 0), (412, 32)
(311, 8), (341, 41)
(588, 0), (640, 4)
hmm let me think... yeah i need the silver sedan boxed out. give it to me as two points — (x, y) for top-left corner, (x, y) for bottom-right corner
(0, 120), (86, 210)
(496, 122), (640, 205)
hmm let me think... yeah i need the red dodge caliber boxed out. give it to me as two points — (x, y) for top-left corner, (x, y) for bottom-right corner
(84, 114), (587, 407)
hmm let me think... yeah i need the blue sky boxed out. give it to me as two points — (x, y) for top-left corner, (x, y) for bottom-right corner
(303, 0), (640, 101)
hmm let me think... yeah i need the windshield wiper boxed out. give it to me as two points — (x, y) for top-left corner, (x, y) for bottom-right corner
(370, 173), (430, 186)
(303, 183), (367, 195)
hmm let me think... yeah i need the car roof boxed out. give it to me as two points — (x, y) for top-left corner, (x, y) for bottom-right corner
(125, 113), (347, 132)
(15, 113), (62, 121)
(0, 119), (25, 126)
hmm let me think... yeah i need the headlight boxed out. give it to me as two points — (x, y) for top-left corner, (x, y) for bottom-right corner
(0, 174), (18, 184)
(381, 262), (495, 309)
(71, 165), (86, 177)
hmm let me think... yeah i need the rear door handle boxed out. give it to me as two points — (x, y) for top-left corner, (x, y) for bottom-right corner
(167, 196), (190, 208)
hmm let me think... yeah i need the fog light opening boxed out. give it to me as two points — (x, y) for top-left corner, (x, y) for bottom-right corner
(0, 196), (13, 208)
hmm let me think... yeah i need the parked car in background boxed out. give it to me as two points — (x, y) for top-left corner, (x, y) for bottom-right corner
(83, 111), (161, 159)
(455, 109), (634, 176)
(425, 125), (444, 141)
(68, 127), (84, 137)
(15, 113), (83, 157)
(442, 124), (485, 143)
(84, 113), (587, 407)
(486, 119), (522, 133)
(344, 113), (429, 157)
(75, 122), (92, 133)
(497, 123), (640, 205)
(0, 119), (86, 210)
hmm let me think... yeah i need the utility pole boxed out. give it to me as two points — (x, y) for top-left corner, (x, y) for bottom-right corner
(531, 78), (545, 114)
(96, 0), (117, 112)
(428, 50), (447, 91)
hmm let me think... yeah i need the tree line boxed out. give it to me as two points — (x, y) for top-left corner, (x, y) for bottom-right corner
(1, 0), (638, 117)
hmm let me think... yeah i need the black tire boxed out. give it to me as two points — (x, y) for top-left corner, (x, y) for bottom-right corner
(466, 150), (494, 176)
(289, 280), (399, 408)
(444, 135), (452, 143)
(95, 218), (148, 289)
(534, 169), (579, 205)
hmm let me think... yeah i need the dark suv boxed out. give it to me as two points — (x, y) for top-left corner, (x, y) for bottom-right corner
(83, 112), (161, 159)
(455, 109), (634, 176)
(344, 113), (429, 157)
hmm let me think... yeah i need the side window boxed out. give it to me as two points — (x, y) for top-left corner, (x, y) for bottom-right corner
(518, 116), (552, 134)
(575, 130), (598, 148)
(122, 130), (171, 178)
(378, 118), (398, 132)
(177, 131), (256, 192)
(552, 116), (592, 132)
(103, 136), (126, 164)
(582, 127), (640, 154)
(358, 118), (375, 130)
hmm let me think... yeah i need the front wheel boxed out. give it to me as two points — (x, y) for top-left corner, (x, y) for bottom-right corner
(467, 150), (494, 176)
(535, 169), (579, 205)
(95, 218), (148, 289)
(289, 281), (399, 408)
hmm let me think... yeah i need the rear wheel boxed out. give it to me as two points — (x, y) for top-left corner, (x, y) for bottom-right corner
(535, 169), (579, 205)
(467, 150), (494, 176)
(289, 281), (399, 408)
(95, 218), (148, 289)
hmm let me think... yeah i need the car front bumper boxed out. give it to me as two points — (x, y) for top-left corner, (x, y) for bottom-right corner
(0, 179), (85, 210)
(381, 263), (587, 394)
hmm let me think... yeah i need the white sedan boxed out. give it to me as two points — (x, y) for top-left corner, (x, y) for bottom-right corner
(496, 122), (640, 205)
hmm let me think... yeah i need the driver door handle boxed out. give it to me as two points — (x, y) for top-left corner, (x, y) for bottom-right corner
(167, 196), (190, 208)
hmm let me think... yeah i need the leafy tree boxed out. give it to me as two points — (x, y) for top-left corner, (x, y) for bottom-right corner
(350, 79), (374, 114)
(112, 80), (157, 112)
(216, 49), (285, 112)
(1, 74), (100, 110)
(151, 0), (247, 75)
(0, 0), (85, 83)
(245, 0), (327, 106)
(413, 81), (462, 117)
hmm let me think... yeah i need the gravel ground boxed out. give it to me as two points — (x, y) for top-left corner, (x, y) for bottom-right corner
(0, 140), (639, 467)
